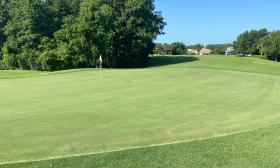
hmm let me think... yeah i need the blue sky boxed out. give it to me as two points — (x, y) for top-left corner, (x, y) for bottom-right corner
(154, 0), (280, 45)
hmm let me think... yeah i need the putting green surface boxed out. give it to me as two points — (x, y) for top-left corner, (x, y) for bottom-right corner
(1, 56), (280, 165)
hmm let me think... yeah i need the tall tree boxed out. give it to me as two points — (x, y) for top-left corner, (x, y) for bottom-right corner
(52, 0), (165, 69)
(235, 28), (268, 55)
(258, 31), (280, 61)
(193, 43), (204, 53)
(0, 0), (165, 70)
(68, 0), (83, 15)
(112, 0), (165, 67)
(171, 42), (186, 55)
(0, 0), (9, 48)
(3, 0), (52, 69)
(48, 0), (83, 33)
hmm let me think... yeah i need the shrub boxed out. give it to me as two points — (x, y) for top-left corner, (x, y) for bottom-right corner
(39, 50), (64, 71)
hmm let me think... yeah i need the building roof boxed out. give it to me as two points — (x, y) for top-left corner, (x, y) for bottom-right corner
(225, 47), (234, 53)
(200, 48), (212, 54)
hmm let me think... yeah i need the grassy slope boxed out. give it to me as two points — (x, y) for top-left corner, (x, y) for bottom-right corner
(3, 124), (280, 168)
(149, 55), (280, 76)
(1, 55), (280, 167)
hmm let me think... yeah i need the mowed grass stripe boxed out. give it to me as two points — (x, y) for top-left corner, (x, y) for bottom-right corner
(0, 123), (276, 166)
(2, 124), (280, 168)
(1, 56), (280, 164)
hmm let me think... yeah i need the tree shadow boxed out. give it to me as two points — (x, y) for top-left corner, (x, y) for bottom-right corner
(148, 56), (199, 68)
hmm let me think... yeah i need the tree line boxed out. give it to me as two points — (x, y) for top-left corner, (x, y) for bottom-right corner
(154, 43), (205, 55)
(234, 28), (280, 61)
(154, 42), (234, 55)
(206, 43), (233, 55)
(0, 0), (165, 71)
(154, 28), (280, 62)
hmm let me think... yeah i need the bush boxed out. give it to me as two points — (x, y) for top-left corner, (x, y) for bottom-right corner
(39, 50), (64, 71)
(0, 60), (7, 70)
(16, 48), (41, 70)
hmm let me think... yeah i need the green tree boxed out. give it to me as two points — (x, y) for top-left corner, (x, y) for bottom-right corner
(171, 42), (186, 55)
(52, 0), (165, 69)
(193, 43), (204, 53)
(47, 0), (83, 33)
(68, 0), (83, 15)
(259, 31), (280, 62)
(0, 0), (9, 48)
(2, 0), (55, 69)
(112, 0), (165, 67)
(1, 0), (165, 70)
(235, 29), (268, 55)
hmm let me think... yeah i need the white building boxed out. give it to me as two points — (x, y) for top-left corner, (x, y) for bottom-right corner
(225, 47), (235, 55)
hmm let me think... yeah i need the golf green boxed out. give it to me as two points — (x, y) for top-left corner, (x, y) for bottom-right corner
(1, 56), (280, 165)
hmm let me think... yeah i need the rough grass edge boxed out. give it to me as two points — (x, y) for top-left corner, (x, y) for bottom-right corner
(0, 123), (278, 166)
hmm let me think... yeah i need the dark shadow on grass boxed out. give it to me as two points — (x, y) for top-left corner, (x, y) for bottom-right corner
(148, 56), (199, 68)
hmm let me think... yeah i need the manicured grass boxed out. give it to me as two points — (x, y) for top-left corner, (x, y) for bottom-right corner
(0, 70), (45, 79)
(150, 55), (280, 76)
(1, 55), (280, 167)
(3, 124), (280, 168)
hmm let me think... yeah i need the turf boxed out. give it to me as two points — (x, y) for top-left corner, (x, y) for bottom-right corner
(3, 124), (280, 168)
(150, 55), (280, 76)
(0, 70), (45, 79)
(1, 55), (280, 167)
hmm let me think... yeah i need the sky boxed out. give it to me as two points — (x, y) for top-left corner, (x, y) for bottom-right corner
(154, 0), (280, 45)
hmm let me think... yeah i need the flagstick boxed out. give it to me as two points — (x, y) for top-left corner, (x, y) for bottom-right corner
(99, 55), (103, 86)
(99, 55), (103, 69)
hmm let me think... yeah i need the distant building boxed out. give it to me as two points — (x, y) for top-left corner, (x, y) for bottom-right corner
(187, 49), (199, 55)
(225, 47), (235, 55)
(199, 48), (212, 55)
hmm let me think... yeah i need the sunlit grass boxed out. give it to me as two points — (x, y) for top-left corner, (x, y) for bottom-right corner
(1, 55), (280, 167)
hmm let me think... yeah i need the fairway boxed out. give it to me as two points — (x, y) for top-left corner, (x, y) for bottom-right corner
(1, 56), (280, 166)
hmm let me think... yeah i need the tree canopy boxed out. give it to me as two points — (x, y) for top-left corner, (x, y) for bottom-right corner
(170, 42), (186, 55)
(0, 0), (165, 71)
(258, 31), (280, 61)
(154, 42), (188, 55)
(233, 28), (280, 62)
(0, 0), (9, 48)
(234, 29), (268, 55)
